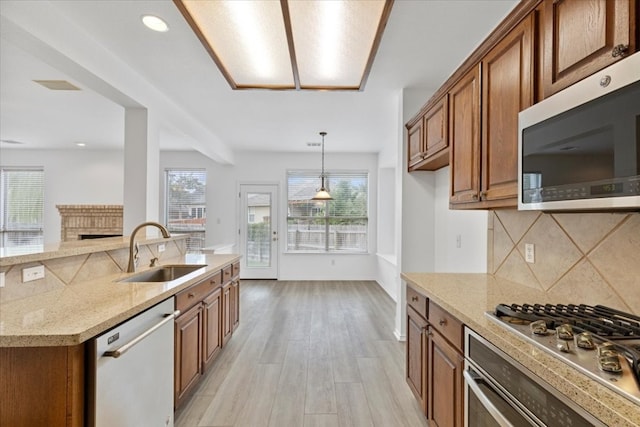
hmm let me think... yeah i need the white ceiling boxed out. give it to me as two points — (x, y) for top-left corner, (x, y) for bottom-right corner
(0, 0), (518, 163)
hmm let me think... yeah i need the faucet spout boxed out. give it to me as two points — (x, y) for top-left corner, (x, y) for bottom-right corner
(126, 221), (171, 273)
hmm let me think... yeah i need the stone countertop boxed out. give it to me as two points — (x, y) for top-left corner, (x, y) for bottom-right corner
(0, 253), (240, 348)
(402, 272), (640, 427)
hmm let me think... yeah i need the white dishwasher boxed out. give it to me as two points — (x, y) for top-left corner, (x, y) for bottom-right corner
(88, 297), (178, 427)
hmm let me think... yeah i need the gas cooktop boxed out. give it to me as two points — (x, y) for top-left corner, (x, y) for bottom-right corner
(486, 303), (640, 406)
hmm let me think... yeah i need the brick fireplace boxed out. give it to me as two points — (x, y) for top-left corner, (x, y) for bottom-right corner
(56, 205), (123, 241)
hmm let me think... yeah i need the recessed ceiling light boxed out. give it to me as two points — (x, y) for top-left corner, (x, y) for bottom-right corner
(142, 15), (169, 32)
(76, 142), (86, 147)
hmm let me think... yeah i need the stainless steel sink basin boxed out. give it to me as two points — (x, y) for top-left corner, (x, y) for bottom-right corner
(117, 264), (206, 283)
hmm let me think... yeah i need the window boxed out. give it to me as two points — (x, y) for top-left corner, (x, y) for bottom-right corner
(287, 171), (368, 253)
(165, 169), (206, 251)
(0, 167), (44, 251)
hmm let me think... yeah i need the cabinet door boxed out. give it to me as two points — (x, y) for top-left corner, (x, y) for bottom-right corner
(424, 95), (448, 158)
(406, 306), (428, 414)
(232, 279), (240, 332)
(481, 15), (534, 203)
(175, 304), (203, 407)
(407, 118), (425, 170)
(449, 65), (481, 205)
(202, 288), (222, 370)
(222, 282), (232, 345)
(541, 0), (632, 97)
(428, 328), (464, 427)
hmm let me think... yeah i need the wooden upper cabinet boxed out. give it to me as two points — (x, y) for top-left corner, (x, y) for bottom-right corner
(541, 0), (633, 98)
(449, 65), (481, 205)
(407, 95), (450, 172)
(481, 14), (535, 204)
(423, 95), (449, 167)
(407, 118), (424, 170)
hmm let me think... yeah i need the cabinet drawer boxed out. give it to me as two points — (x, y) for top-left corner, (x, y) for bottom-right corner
(407, 285), (428, 319)
(232, 261), (240, 279)
(222, 265), (233, 284)
(176, 271), (222, 312)
(428, 302), (463, 352)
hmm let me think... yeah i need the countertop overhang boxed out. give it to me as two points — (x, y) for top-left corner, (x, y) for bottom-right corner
(0, 253), (240, 347)
(402, 272), (640, 427)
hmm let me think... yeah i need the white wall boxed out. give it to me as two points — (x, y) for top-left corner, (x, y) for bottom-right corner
(1, 149), (123, 244)
(433, 167), (487, 272)
(232, 151), (378, 281)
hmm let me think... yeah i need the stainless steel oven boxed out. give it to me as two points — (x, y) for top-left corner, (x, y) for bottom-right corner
(464, 328), (605, 427)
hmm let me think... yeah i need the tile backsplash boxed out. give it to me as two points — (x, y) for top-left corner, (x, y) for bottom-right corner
(0, 238), (186, 303)
(488, 210), (639, 315)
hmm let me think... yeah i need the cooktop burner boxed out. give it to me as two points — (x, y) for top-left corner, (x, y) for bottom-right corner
(496, 303), (640, 338)
(486, 303), (640, 406)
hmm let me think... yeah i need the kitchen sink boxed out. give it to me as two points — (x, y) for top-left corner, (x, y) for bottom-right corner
(117, 264), (206, 283)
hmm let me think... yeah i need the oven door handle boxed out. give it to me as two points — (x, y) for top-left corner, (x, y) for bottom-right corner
(464, 369), (515, 427)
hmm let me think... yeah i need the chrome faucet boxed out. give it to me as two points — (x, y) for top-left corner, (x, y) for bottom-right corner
(126, 221), (171, 273)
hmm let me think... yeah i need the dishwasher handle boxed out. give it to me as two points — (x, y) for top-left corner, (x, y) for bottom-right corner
(103, 310), (180, 358)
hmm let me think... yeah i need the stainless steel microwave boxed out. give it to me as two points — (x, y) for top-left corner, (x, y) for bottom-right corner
(518, 52), (640, 211)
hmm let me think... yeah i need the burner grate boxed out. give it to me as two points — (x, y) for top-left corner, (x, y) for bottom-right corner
(496, 303), (640, 338)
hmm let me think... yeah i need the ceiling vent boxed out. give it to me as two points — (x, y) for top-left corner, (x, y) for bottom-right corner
(0, 139), (25, 145)
(33, 80), (81, 91)
(307, 142), (321, 147)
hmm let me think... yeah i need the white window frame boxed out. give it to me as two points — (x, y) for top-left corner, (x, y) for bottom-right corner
(286, 170), (369, 254)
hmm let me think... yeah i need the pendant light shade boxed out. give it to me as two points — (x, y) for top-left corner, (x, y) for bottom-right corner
(312, 131), (332, 201)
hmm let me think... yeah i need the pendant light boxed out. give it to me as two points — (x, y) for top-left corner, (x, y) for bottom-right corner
(312, 131), (332, 201)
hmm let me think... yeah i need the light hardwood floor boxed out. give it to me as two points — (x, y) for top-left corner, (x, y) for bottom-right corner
(175, 280), (428, 427)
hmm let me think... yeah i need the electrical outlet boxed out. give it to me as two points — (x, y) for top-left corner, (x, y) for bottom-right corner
(158, 244), (166, 253)
(22, 265), (45, 282)
(456, 234), (462, 249)
(0, 272), (5, 288)
(525, 243), (535, 263)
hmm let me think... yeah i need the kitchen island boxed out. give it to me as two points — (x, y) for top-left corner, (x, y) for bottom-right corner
(403, 272), (640, 427)
(0, 237), (240, 426)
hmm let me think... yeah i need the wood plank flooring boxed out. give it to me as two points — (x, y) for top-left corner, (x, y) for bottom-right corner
(175, 280), (428, 427)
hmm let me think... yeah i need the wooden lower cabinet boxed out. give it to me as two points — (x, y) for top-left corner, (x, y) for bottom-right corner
(222, 282), (232, 345)
(0, 345), (85, 427)
(174, 303), (203, 407)
(428, 327), (465, 427)
(406, 285), (465, 427)
(203, 287), (222, 370)
(232, 279), (240, 332)
(406, 306), (428, 413)
(174, 262), (240, 409)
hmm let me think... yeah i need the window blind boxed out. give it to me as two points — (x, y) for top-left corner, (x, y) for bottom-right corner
(0, 167), (44, 249)
(287, 170), (368, 253)
(165, 169), (206, 251)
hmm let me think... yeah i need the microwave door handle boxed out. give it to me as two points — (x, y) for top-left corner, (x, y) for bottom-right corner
(463, 369), (516, 427)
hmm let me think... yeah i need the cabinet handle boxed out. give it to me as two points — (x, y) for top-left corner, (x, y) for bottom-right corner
(411, 296), (419, 302)
(427, 330), (433, 336)
(439, 319), (447, 326)
(472, 194), (479, 201)
(612, 44), (629, 58)
(188, 293), (195, 298)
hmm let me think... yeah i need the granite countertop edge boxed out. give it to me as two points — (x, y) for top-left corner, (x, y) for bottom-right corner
(0, 254), (240, 348)
(401, 272), (640, 427)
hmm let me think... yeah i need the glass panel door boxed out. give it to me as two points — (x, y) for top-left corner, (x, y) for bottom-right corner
(239, 184), (278, 279)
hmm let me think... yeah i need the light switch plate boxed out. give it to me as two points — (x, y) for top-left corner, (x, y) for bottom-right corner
(158, 244), (166, 253)
(23, 265), (45, 282)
